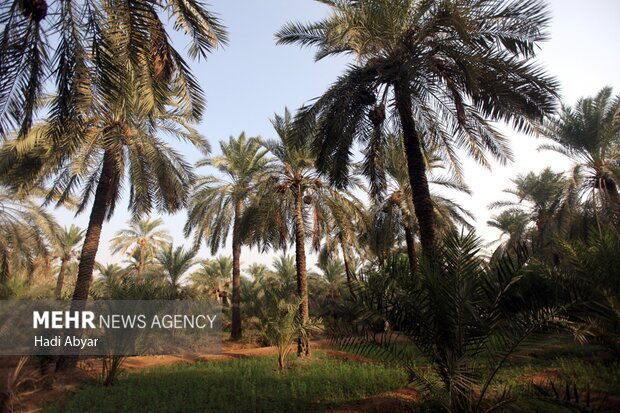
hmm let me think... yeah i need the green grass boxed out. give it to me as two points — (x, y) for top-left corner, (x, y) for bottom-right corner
(47, 351), (407, 413)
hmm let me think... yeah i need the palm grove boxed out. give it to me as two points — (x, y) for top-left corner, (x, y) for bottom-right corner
(1, 0), (619, 410)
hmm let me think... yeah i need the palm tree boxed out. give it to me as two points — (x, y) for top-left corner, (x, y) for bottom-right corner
(486, 209), (531, 250)
(277, 0), (558, 256)
(91, 263), (128, 297)
(0, 0), (227, 140)
(490, 168), (579, 240)
(1, 7), (219, 369)
(190, 256), (233, 304)
(0, 0), (223, 312)
(155, 243), (197, 297)
(542, 87), (620, 219)
(370, 133), (473, 272)
(0, 185), (59, 285)
(53, 225), (84, 299)
(344, 231), (563, 413)
(184, 133), (271, 340)
(242, 109), (364, 356)
(110, 218), (171, 279)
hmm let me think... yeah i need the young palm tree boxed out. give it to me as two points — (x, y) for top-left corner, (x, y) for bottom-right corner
(110, 218), (171, 279)
(542, 87), (620, 219)
(242, 109), (364, 356)
(155, 243), (197, 298)
(345, 231), (563, 413)
(184, 133), (271, 340)
(277, 0), (558, 255)
(0, 0), (227, 140)
(53, 225), (84, 299)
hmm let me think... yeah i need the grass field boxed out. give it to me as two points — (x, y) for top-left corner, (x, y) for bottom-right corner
(43, 336), (620, 413)
(46, 351), (407, 413)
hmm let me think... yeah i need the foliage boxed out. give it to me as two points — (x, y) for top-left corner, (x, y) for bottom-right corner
(277, 0), (558, 254)
(337, 231), (566, 413)
(0, 357), (35, 413)
(260, 295), (322, 371)
(554, 227), (620, 354)
(0, 0), (228, 140)
(542, 87), (620, 222)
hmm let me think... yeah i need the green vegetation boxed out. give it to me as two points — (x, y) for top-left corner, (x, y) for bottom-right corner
(47, 353), (407, 413)
(0, 0), (619, 412)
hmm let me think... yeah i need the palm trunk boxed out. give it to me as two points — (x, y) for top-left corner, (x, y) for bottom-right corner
(340, 242), (356, 299)
(395, 84), (436, 256)
(56, 150), (114, 372)
(230, 200), (243, 340)
(54, 257), (69, 299)
(294, 186), (309, 357)
(404, 226), (417, 275)
(137, 252), (144, 280)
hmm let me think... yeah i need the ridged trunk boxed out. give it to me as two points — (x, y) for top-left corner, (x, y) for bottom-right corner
(340, 242), (356, 299)
(56, 150), (114, 371)
(53, 257), (69, 299)
(230, 200), (243, 340)
(294, 187), (309, 357)
(395, 84), (436, 255)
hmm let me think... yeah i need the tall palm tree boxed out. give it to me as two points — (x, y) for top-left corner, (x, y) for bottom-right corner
(542, 87), (620, 219)
(0, 0), (227, 140)
(277, 0), (558, 256)
(370, 133), (473, 272)
(184, 133), (271, 340)
(1, 7), (219, 369)
(110, 218), (171, 279)
(0, 0), (223, 311)
(242, 109), (364, 356)
(155, 243), (197, 297)
(53, 225), (84, 299)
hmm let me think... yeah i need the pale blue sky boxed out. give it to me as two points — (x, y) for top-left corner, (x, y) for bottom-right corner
(53, 0), (620, 270)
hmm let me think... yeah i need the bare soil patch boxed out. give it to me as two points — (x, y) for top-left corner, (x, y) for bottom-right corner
(326, 388), (419, 413)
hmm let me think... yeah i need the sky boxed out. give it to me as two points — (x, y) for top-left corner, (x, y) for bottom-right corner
(52, 0), (620, 271)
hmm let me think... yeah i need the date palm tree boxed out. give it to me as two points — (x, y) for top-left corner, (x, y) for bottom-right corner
(486, 209), (531, 251)
(110, 218), (171, 279)
(277, 0), (558, 256)
(155, 243), (197, 298)
(490, 168), (580, 242)
(53, 225), (84, 299)
(1, 6), (217, 368)
(242, 109), (365, 356)
(184, 133), (271, 340)
(0, 0), (223, 314)
(541, 87), (620, 220)
(190, 256), (233, 304)
(370, 133), (473, 273)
